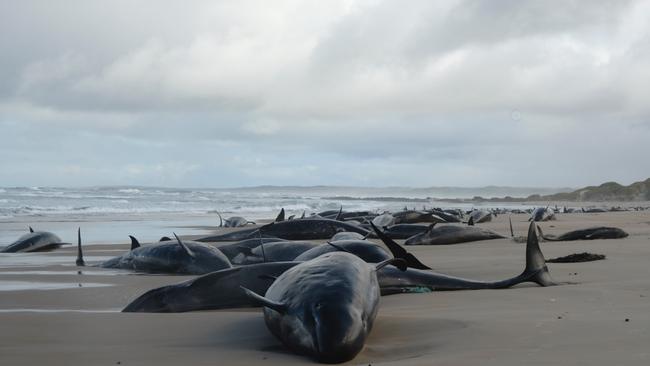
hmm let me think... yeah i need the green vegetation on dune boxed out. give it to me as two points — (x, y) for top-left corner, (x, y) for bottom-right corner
(439, 178), (650, 203)
(538, 178), (650, 202)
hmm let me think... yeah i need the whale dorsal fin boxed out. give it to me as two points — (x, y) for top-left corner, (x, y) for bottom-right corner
(300, 211), (305, 219)
(240, 286), (286, 313)
(173, 233), (195, 258)
(275, 208), (285, 222)
(468, 216), (474, 226)
(76, 227), (85, 267)
(159, 236), (172, 242)
(334, 206), (343, 221)
(29, 226), (34, 233)
(129, 235), (140, 250)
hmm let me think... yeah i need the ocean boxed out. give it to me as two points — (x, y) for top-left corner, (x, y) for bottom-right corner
(0, 186), (538, 245)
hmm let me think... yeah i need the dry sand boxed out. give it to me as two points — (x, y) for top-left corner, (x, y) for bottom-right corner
(1, 211), (649, 365)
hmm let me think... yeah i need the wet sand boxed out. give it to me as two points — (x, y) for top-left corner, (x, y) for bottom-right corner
(1, 211), (649, 365)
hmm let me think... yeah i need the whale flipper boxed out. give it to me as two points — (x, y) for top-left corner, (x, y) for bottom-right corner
(240, 286), (287, 314)
(370, 222), (431, 270)
(173, 233), (195, 258)
(375, 258), (407, 271)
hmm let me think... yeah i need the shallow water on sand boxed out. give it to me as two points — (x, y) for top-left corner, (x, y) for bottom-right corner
(0, 280), (113, 291)
(0, 254), (113, 268)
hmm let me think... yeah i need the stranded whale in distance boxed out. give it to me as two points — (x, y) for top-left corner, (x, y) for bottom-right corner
(1, 227), (69, 253)
(196, 218), (371, 242)
(537, 226), (628, 241)
(404, 223), (505, 245)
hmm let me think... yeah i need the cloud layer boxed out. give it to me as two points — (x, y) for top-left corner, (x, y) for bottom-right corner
(1, 0), (649, 187)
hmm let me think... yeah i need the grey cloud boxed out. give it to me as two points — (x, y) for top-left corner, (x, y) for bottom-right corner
(0, 0), (649, 188)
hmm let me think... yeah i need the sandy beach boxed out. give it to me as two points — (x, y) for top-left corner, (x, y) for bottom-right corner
(1, 210), (649, 365)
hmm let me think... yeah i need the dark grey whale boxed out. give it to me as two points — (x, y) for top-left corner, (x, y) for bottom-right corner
(537, 226), (628, 241)
(122, 261), (298, 312)
(241, 252), (406, 363)
(1, 227), (68, 253)
(231, 241), (321, 265)
(404, 223), (505, 245)
(294, 240), (392, 263)
(196, 218), (371, 242)
(379, 222), (555, 294)
(215, 238), (287, 261)
(77, 233), (232, 275)
(367, 223), (431, 239)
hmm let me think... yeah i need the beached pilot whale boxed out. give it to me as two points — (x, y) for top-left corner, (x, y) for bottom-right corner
(122, 261), (299, 312)
(217, 212), (255, 227)
(1, 227), (69, 253)
(196, 218), (371, 242)
(530, 207), (555, 222)
(76, 233), (232, 275)
(242, 253), (407, 363)
(404, 223), (505, 245)
(468, 210), (493, 224)
(294, 240), (392, 263)
(122, 222), (554, 313)
(230, 241), (321, 265)
(537, 226), (628, 241)
(379, 222), (555, 293)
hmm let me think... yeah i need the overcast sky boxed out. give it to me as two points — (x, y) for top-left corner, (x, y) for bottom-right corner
(1, 0), (649, 188)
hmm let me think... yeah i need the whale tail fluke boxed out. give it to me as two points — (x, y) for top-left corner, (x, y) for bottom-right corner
(521, 222), (554, 287)
(76, 227), (85, 267)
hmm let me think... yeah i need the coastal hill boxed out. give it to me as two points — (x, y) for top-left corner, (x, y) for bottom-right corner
(528, 178), (650, 202)
(440, 178), (650, 203)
